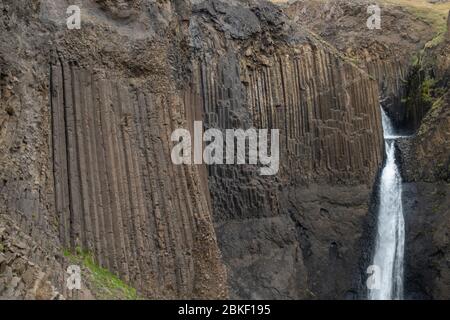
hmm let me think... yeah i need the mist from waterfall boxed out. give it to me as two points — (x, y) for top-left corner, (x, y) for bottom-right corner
(369, 108), (405, 300)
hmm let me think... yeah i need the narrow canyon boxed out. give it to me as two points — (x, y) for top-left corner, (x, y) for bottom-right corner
(0, 0), (448, 300)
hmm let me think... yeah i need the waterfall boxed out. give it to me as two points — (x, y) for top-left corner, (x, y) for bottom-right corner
(380, 108), (395, 138)
(369, 108), (405, 300)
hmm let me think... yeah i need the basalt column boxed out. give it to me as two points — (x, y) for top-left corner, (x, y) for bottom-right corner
(191, 41), (383, 299)
(50, 60), (227, 299)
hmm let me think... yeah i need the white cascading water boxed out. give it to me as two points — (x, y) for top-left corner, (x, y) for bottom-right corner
(369, 108), (405, 300)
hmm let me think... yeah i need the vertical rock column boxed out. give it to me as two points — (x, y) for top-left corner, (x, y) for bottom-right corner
(50, 61), (227, 299)
(194, 44), (384, 184)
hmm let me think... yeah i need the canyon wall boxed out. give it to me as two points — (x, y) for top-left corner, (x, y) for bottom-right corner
(190, 0), (384, 299)
(287, 0), (449, 299)
(1, 0), (447, 300)
(1, 0), (226, 299)
(397, 24), (450, 299)
(1, 0), (71, 298)
(49, 61), (226, 298)
(285, 0), (436, 131)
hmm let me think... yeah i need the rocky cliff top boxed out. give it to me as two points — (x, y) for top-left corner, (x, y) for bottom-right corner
(284, 0), (439, 63)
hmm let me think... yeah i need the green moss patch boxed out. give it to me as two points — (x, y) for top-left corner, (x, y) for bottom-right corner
(64, 248), (140, 300)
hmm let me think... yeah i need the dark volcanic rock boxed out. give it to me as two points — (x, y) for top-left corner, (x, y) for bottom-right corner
(402, 182), (450, 299)
(190, 0), (384, 299)
(0, 0), (227, 299)
(396, 27), (450, 299)
(1, 0), (447, 300)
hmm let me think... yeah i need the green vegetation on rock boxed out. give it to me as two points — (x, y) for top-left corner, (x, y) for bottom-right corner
(421, 78), (437, 104)
(417, 96), (445, 136)
(425, 32), (446, 49)
(64, 248), (140, 300)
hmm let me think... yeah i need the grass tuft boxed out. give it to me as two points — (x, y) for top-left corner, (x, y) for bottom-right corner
(64, 248), (140, 300)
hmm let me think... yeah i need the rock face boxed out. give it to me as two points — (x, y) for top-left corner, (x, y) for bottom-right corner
(1, 0), (226, 299)
(401, 181), (450, 299)
(285, 0), (436, 131)
(0, 215), (67, 300)
(287, 0), (450, 299)
(1, 0), (448, 300)
(50, 62), (226, 298)
(189, 0), (384, 299)
(0, 0), (385, 299)
(397, 32), (450, 299)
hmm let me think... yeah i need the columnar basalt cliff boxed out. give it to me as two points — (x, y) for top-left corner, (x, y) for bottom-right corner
(286, 0), (450, 299)
(285, 0), (437, 131)
(1, 0), (226, 299)
(1, 0), (448, 300)
(189, 0), (384, 299)
(50, 62), (226, 298)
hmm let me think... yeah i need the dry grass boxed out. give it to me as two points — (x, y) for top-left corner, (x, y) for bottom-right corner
(272, 0), (449, 30)
(382, 0), (450, 32)
(270, 0), (449, 45)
